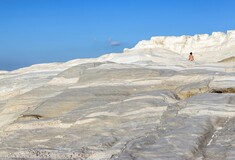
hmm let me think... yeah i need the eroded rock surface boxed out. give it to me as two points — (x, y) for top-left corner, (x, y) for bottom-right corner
(0, 31), (234, 159)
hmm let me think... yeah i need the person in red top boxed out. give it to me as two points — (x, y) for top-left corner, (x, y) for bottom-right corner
(188, 52), (194, 61)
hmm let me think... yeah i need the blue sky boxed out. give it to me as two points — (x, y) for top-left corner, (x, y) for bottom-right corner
(0, 0), (234, 70)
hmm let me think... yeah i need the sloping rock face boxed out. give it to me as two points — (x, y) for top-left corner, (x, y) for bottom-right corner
(0, 31), (234, 160)
(125, 30), (235, 63)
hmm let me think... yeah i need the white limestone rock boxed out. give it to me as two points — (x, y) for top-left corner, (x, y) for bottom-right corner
(0, 31), (234, 159)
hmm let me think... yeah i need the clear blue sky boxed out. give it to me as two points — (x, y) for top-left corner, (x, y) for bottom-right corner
(0, 0), (234, 70)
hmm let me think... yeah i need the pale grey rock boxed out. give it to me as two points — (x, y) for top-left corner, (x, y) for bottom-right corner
(0, 31), (234, 159)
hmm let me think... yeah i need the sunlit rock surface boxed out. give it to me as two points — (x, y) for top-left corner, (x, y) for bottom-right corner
(0, 31), (234, 160)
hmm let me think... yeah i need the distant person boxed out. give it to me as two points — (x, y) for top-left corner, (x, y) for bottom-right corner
(188, 52), (194, 61)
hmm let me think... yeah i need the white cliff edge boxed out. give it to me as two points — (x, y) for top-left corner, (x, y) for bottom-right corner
(123, 30), (235, 63)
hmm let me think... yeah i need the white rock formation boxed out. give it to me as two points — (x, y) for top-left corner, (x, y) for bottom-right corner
(124, 30), (235, 63)
(0, 31), (234, 160)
